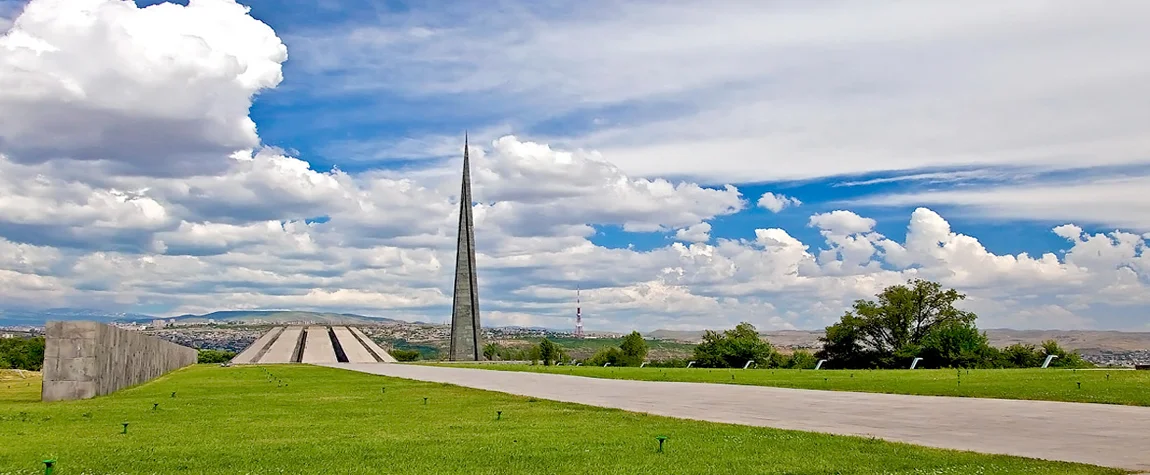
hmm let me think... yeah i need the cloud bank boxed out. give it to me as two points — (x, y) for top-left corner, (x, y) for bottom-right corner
(1, 0), (1148, 332)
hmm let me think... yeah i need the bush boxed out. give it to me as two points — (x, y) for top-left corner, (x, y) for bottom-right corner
(783, 350), (819, 369)
(197, 349), (236, 364)
(587, 347), (625, 367)
(390, 349), (421, 362)
(692, 322), (774, 368)
(916, 321), (998, 369)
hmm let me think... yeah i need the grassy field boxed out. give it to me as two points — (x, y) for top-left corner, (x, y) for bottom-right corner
(0, 365), (1124, 474)
(443, 364), (1150, 406)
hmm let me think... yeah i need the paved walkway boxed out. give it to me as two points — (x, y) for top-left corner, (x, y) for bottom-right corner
(325, 363), (1150, 471)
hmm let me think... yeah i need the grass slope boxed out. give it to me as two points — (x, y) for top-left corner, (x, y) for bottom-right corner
(0, 366), (1123, 474)
(445, 365), (1150, 407)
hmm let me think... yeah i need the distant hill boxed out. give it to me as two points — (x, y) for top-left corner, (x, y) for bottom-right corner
(0, 308), (154, 326)
(0, 308), (401, 326)
(128, 311), (402, 326)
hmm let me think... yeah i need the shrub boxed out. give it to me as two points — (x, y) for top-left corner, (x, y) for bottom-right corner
(692, 322), (774, 368)
(390, 349), (421, 362)
(197, 349), (236, 364)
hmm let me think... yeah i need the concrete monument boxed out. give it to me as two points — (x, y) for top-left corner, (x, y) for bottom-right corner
(449, 134), (482, 361)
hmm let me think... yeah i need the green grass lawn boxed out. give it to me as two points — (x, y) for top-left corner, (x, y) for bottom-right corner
(0, 365), (1125, 474)
(442, 364), (1150, 406)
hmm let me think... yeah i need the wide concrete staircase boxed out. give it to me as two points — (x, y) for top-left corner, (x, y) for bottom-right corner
(231, 326), (398, 364)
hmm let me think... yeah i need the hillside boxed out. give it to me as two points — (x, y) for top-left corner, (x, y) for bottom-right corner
(161, 310), (401, 325)
(0, 309), (399, 326)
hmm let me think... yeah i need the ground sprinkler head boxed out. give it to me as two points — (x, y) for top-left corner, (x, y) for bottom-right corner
(152, 403), (158, 410)
(382, 387), (386, 393)
(1077, 382), (1082, 389)
(43, 459), (56, 475)
(171, 392), (176, 398)
(423, 397), (428, 405)
(655, 436), (668, 452)
(497, 411), (502, 420)
(121, 422), (129, 434)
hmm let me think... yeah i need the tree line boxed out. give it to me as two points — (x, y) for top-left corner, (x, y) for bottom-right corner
(491, 279), (1089, 370)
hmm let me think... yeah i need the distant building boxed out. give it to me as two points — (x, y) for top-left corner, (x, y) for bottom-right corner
(150, 319), (167, 329)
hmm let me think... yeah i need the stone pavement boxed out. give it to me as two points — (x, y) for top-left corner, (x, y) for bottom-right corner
(325, 363), (1150, 471)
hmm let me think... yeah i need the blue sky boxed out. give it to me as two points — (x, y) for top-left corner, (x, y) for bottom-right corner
(0, 0), (1148, 331)
(216, 0), (1129, 256)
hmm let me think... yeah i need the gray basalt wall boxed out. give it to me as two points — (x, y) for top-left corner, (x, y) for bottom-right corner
(41, 321), (197, 402)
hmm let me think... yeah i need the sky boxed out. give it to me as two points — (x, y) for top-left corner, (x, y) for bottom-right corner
(1, 0), (1148, 332)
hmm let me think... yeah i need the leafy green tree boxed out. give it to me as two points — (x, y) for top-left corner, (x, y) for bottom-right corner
(587, 347), (625, 366)
(0, 336), (45, 371)
(1001, 343), (1042, 368)
(818, 279), (977, 369)
(1040, 340), (1089, 368)
(916, 321), (997, 368)
(619, 331), (649, 366)
(785, 350), (819, 369)
(483, 342), (500, 361)
(197, 349), (236, 364)
(692, 322), (774, 368)
(538, 338), (559, 366)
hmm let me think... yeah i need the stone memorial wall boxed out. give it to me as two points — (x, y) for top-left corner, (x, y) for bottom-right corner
(41, 321), (197, 402)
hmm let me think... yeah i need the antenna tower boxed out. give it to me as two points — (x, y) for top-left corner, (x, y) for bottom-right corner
(575, 285), (585, 338)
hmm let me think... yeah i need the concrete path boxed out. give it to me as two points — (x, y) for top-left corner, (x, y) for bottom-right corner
(326, 363), (1150, 471)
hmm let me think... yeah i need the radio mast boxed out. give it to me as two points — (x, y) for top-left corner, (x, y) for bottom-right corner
(575, 285), (585, 338)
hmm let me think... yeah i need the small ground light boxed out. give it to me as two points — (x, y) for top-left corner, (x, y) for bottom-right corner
(655, 436), (668, 453)
(152, 403), (158, 410)
(171, 392), (176, 398)
(43, 459), (55, 475)
(1077, 382), (1082, 389)
(121, 422), (129, 434)
(423, 397), (428, 405)
(497, 411), (502, 420)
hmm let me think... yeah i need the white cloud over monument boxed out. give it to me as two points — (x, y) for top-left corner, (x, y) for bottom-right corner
(1, 0), (1148, 332)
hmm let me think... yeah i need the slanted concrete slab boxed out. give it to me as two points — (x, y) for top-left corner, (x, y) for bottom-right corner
(232, 326), (284, 364)
(349, 327), (397, 363)
(332, 326), (376, 363)
(301, 326), (338, 364)
(325, 363), (1150, 472)
(258, 326), (303, 363)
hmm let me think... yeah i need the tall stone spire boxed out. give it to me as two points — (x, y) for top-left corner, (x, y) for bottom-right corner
(449, 133), (482, 361)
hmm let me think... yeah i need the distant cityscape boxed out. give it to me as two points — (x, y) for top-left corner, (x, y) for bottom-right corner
(4, 319), (1149, 367)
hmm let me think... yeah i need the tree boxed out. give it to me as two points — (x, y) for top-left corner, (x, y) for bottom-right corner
(785, 350), (819, 369)
(692, 322), (774, 368)
(818, 279), (977, 369)
(483, 342), (500, 361)
(0, 336), (45, 371)
(587, 347), (625, 367)
(619, 331), (649, 366)
(1001, 343), (1043, 368)
(1040, 340), (1089, 368)
(538, 338), (559, 366)
(916, 321), (997, 368)
(196, 349), (236, 364)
